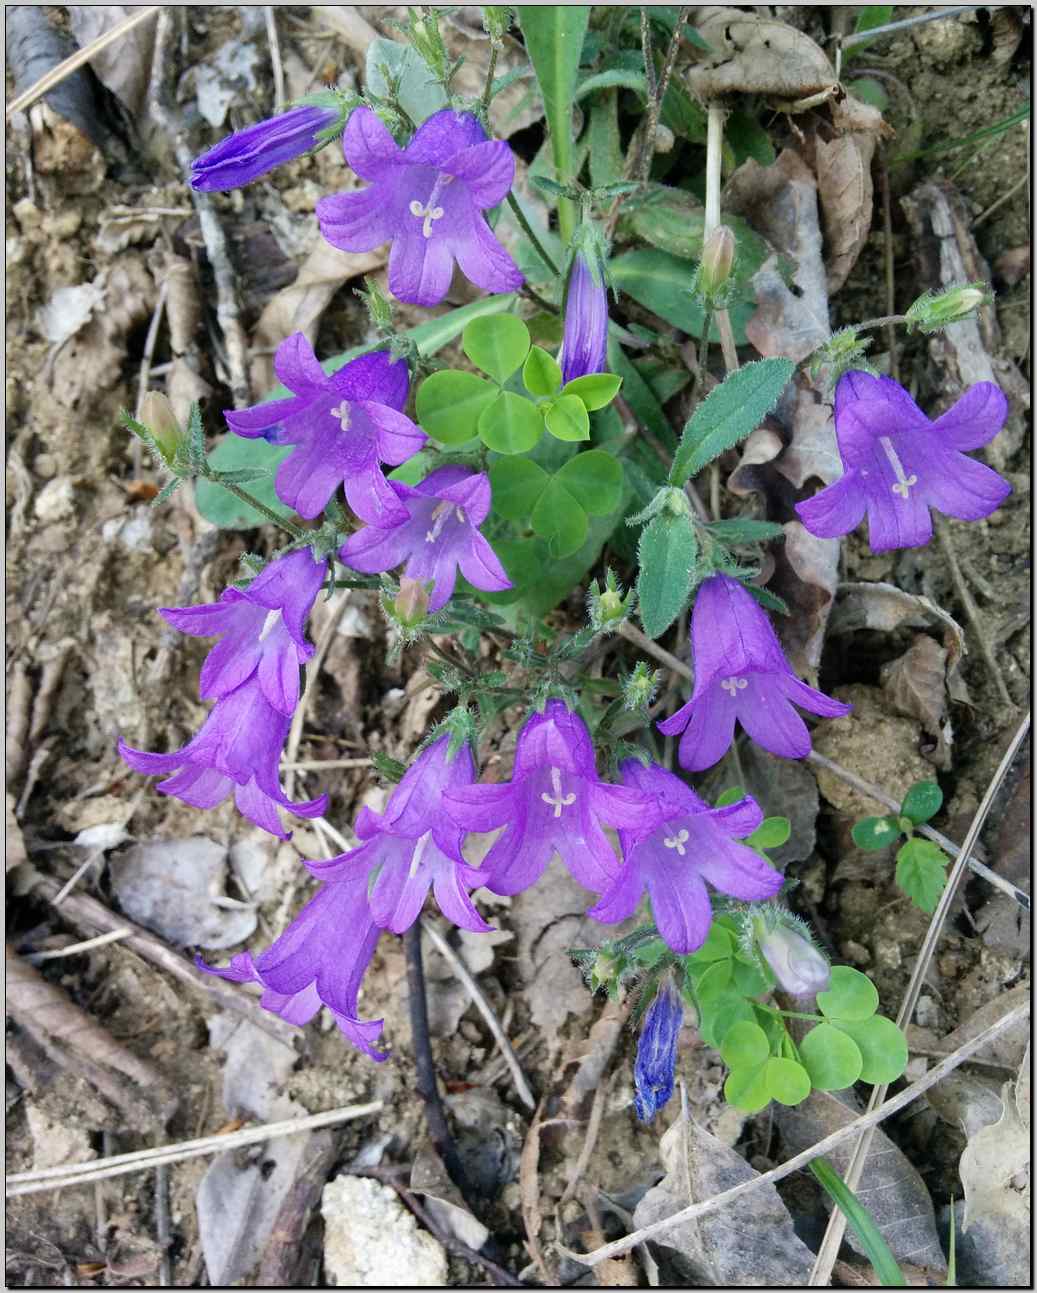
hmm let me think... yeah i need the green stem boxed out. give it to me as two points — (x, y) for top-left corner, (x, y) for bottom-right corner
(507, 191), (560, 277)
(521, 284), (559, 315)
(856, 313), (908, 332)
(208, 476), (305, 537)
(481, 39), (500, 117)
(754, 1001), (825, 1024)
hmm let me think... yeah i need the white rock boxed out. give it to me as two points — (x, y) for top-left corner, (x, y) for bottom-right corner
(321, 1175), (448, 1287)
(33, 477), (76, 524)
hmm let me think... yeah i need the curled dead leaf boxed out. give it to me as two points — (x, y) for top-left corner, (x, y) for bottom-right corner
(816, 131), (876, 293)
(685, 8), (836, 103)
(772, 521), (840, 679)
(880, 633), (950, 768)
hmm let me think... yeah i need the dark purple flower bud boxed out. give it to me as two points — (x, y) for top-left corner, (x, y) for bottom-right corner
(795, 371), (1010, 553)
(560, 249), (609, 384)
(224, 333), (424, 524)
(657, 574), (851, 771)
(634, 978), (684, 1122)
(317, 107), (523, 306)
(339, 466), (512, 612)
(191, 101), (343, 192)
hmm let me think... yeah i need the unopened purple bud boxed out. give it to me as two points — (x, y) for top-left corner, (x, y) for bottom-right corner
(191, 100), (345, 192)
(634, 978), (684, 1122)
(560, 249), (609, 384)
(759, 925), (830, 998)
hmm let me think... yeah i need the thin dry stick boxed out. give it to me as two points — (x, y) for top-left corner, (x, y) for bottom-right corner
(808, 712), (1030, 1286)
(561, 997), (1029, 1269)
(703, 105), (740, 374)
(27, 928), (132, 963)
(617, 620), (692, 682)
(879, 154), (899, 383)
(419, 918), (536, 1111)
(281, 757), (373, 771)
(6, 1101), (384, 1197)
(5, 6), (161, 119)
(973, 172), (1028, 228)
(264, 6), (286, 114)
(132, 280), (169, 475)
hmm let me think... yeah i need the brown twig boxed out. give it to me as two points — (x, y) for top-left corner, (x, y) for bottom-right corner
(878, 154), (899, 382)
(257, 1128), (341, 1284)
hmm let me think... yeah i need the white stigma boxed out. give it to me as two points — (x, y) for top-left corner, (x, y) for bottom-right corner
(329, 400), (351, 430)
(259, 609), (282, 641)
(720, 676), (748, 697)
(663, 828), (690, 856)
(879, 435), (918, 499)
(409, 175), (452, 238)
(424, 499), (461, 544)
(540, 766), (576, 818)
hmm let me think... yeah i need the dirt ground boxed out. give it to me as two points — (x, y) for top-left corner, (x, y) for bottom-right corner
(5, 6), (1030, 1288)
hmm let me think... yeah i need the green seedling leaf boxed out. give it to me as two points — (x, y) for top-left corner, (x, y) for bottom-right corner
(800, 1023), (864, 1090)
(715, 786), (746, 807)
(852, 815), (902, 852)
(530, 477), (589, 558)
(195, 435), (294, 530)
(707, 517), (787, 544)
(554, 450), (624, 514)
(637, 511), (697, 639)
(416, 370), (497, 445)
(764, 1057), (811, 1107)
(817, 965), (879, 1023)
(809, 1158), (906, 1288)
(463, 313), (531, 384)
(895, 837), (949, 913)
(574, 67), (648, 100)
(488, 457), (550, 520)
(747, 816), (791, 851)
(724, 1063), (772, 1113)
(562, 372), (624, 411)
(544, 393), (591, 442)
(670, 358), (795, 487)
(479, 390), (543, 454)
(900, 780), (943, 826)
(522, 345), (562, 397)
(835, 1015), (908, 1085)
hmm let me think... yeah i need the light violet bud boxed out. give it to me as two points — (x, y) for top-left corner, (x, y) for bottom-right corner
(905, 283), (991, 333)
(695, 224), (736, 304)
(394, 576), (430, 627)
(759, 924), (831, 998)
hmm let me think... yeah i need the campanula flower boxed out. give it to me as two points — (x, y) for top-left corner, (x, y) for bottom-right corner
(757, 911), (831, 998)
(658, 574), (851, 771)
(118, 674), (327, 840)
(199, 860), (387, 1058)
(339, 466), (512, 612)
(158, 548), (327, 715)
(795, 371), (1011, 552)
(190, 99), (345, 191)
(634, 977), (684, 1122)
(225, 333), (424, 524)
(316, 107), (523, 306)
(588, 761), (783, 954)
(444, 700), (649, 896)
(560, 248), (609, 384)
(305, 736), (493, 935)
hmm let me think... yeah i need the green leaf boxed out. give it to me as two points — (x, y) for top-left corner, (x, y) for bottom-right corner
(488, 457), (550, 520)
(895, 838), (949, 913)
(609, 247), (755, 344)
(463, 314), (531, 384)
(726, 111), (776, 167)
(531, 478), (589, 558)
(522, 346), (562, 397)
(764, 1057), (811, 1107)
(562, 372), (623, 411)
(390, 450), (435, 485)
(900, 780), (943, 826)
(707, 518), (787, 544)
(810, 1158), (907, 1288)
(554, 450), (624, 515)
(715, 786), (746, 807)
(731, 957), (770, 998)
(835, 1016), (908, 1086)
(195, 435), (294, 530)
(844, 4), (894, 62)
(575, 68), (647, 101)
(637, 511), (697, 639)
(852, 815), (902, 852)
(517, 6), (590, 241)
(724, 1063), (772, 1113)
(747, 817), (791, 851)
(693, 957), (733, 1002)
(687, 922), (735, 964)
(545, 393), (591, 442)
(800, 1023), (863, 1090)
(479, 391), (543, 455)
(589, 90), (624, 188)
(817, 966), (879, 1024)
(607, 337), (676, 450)
(416, 370), (497, 445)
(365, 37), (447, 126)
(670, 359), (795, 486)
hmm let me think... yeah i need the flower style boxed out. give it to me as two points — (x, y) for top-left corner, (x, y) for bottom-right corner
(316, 107), (523, 306)
(190, 101), (342, 191)
(118, 674), (327, 840)
(634, 977), (684, 1122)
(795, 371), (1011, 552)
(199, 860), (387, 1058)
(560, 248), (609, 384)
(657, 574), (851, 772)
(304, 736), (493, 935)
(339, 466), (512, 612)
(588, 761), (783, 954)
(444, 700), (649, 896)
(224, 333), (425, 524)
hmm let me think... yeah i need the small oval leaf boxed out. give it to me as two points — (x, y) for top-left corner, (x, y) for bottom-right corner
(799, 1022), (863, 1090)
(463, 312), (531, 384)
(478, 390), (543, 455)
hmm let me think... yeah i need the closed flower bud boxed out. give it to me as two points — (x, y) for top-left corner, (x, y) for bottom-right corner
(138, 391), (182, 466)
(623, 661), (660, 713)
(587, 570), (632, 631)
(560, 245), (610, 383)
(393, 576), (430, 627)
(694, 224), (736, 306)
(905, 283), (991, 333)
(634, 978), (684, 1122)
(759, 922), (830, 998)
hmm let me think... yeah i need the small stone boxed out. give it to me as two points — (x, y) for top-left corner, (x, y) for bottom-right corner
(33, 452), (57, 479)
(321, 1175), (448, 1287)
(915, 994), (940, 1029)
(26, 1102), (95, 1170)
(13, 197), (41, 229)
(33, 476), (76, 524)
(42, 210), (82, 238)
(841, 939), (871, 967)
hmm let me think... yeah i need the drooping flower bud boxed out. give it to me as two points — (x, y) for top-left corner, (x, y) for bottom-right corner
(634, 977), (684, 1122)
(694, 224), (736, 306)
(904, 283), (991, 333)
(757, 915), (831, 998)
(190, 94), (352, 192)
(560, 239), (610, 384)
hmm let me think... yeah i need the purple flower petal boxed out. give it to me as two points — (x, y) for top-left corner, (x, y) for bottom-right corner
(443, 781), (515, 833)
(191, 104), (340, 191)
(224, 393), (309, 438)
(697, 837), (783, 902)
(330, 350), (410, 410)
(342, 106), (401, 180)
(388, 227), (455, 307)
(356, 399), (428, 464)
(441, 138), (516, 209)
(274, 331), (328, 394)
(452, 211), (524, 296)
(316, 185), (398, 252)
(645, 850), (713, 954)
(456, 532), (512, 596)
(340, 513), (416, 573)
(928, 382), (1008, 450)
(586, 858), (645, 925)
(918, 447), (1012, 521)
(795, 470), (867, 539)
(668, 687), (737, 772)
(560, 250), (609, 384)
(734, 674), (813, 760)
(403, 109), (487, 165)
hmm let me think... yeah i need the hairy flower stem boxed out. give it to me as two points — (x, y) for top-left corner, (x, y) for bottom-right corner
(506, 191), (559, 276)
(208, 477), (305, 538)
(403, 925), (475, 1206)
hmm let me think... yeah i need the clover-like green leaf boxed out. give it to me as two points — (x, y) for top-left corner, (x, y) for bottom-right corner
(463, 313), (531, 383)
(554, 450), (623, 514)
(416, 369), (497, 445)
(817, 965), (879, 1024)
(561, 372), (623, 411)
(721, 1020), (770, 1069)
(522, 345), (562, 397)
(835, 1016), (908, 1085)
(530, 478), (589, 557)
(800, 1022), (863, 1090)
(724, 1063), (772, 1113)
(488, 456), (550, 520)
(478, 390), (543, 454)
(764, 1056), (811, 1106)
(544, 393), (591, 442)
(747, 816), (791, 851)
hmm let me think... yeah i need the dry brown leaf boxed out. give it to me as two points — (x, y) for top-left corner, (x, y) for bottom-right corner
(880, 634), (950, 768)
(772, 521), (840, 679)
(774, 374), (840, 488)
(726, 422), (785, 499)
(685, 8), (836, 102)
(816, 131), (876, 293)
(519, 1098), (554, 1284)
(249, 239), (387, 392)
(67, 6), (157, 116)
(829, 90), (894, 137)
(6, 794), (28, 871)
